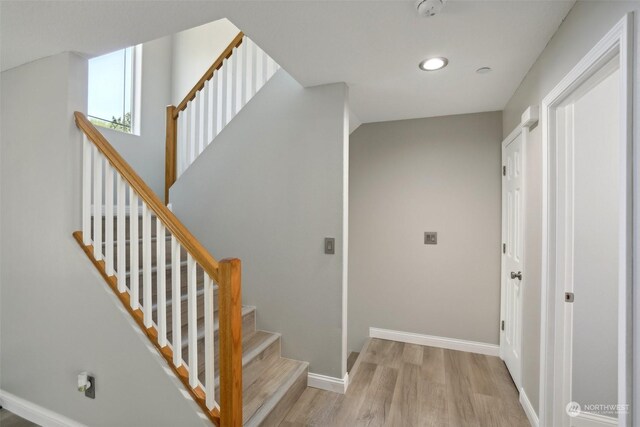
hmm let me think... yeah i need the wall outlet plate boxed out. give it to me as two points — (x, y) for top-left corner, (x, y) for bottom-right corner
(85, 376), (95, 399)
(424, 232), (437, 245)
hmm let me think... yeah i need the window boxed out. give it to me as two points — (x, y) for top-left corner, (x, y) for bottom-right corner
(88, 45), (141, 134)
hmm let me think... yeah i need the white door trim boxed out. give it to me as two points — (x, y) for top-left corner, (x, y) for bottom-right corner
(539, 13), (633, 427)
(499, 108), (537, 389)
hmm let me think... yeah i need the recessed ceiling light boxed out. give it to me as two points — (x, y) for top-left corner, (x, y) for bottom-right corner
(476, 67), (492, 74)
(419, 57), (448, 71)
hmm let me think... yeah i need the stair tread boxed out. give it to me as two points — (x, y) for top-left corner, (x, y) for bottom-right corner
(242, 357), (309, 425)
(195, 328), (277, 385)
(243, 358), (308, 425)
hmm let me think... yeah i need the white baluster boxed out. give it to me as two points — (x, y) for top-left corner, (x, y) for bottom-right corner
(250, 38), (258, 97)
(221, 58), (228, 127)
(204, 274), (215, 409)
(179, 111), (188, 176)
(157, 221), (167, 346)
(202, 81), (209, 152)
(207, 78), (215, 145)
(261, 46), (269, 86)
(116, 175), (126, 292)
(171, 236), (182, 367)
(193, 94), (201, 162)
(82, 136), (92, 245)
(255, 45), (264, 90)
(230, 47), (238, 118)
(92, 147), (103, 260)
(229, 52), (237, 124)
(213, 73), (221, 139)
(130, 190), (140, 309)
(186, 103), (194, 168)
(241, 37), (249, 106)
(104, 162), (115, 275)
(142, 202), (152, 328)
(187, 253), (198, 388)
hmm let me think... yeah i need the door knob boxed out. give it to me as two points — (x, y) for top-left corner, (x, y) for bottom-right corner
(510, 271), (522, 280)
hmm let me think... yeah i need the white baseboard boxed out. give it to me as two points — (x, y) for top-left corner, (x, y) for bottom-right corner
(369, 327), (500, 357)
(308, 372), (349, 394)
(572, 411), (618, 426)
(519, 387), (539, 427)
(0, 390), (85, 427)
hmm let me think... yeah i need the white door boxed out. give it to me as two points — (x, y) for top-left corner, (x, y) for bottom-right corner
(556, 58), (620, 427)
(500, 130), (524, 389)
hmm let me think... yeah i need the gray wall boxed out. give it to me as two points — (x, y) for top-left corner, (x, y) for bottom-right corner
(170, 70), (348, 378)
(0, 52), (207, 426)
(502, 1), (640, 415)
(348, 111), (503, 353)
(99, 36), (173, 199)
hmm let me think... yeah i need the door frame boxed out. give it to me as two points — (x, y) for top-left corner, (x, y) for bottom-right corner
(539, 13), (633, 426)
(500, 113), (536, 390)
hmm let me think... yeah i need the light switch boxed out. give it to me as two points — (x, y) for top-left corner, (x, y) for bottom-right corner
(424, 232), (437, 245)
(325, 238), (335, 254)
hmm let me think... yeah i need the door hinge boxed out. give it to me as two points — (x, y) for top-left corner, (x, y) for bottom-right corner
(501, 320), (505, 331)
(503, 243), (506, 253)
(565, 292), (574, 303)
(503, 165), (506, 176)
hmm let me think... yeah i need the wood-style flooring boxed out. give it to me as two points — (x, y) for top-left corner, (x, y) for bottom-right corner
(281, 338), (530, 427)
(0, 408), (39, 427)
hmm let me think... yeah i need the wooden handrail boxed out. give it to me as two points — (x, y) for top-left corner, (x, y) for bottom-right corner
(74, 111), (220, 282)
(174, 31), (244, 117)
(165, 105), (177, 203)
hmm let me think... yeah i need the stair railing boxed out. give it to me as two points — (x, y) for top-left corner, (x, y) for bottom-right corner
(165, 31), (280, 202)
(73, 112), (242, 426)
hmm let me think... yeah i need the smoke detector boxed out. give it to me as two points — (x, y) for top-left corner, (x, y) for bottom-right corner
(416, 0), (446, 17)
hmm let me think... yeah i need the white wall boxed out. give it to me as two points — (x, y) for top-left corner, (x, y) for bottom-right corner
(170, 70), (348, 379)
(98, 36), (173, 199)
(502, 0), (640, 415)
(171, 18), (239, 105)
(0, 52), (207, 427)
(348, 111), (503, 352)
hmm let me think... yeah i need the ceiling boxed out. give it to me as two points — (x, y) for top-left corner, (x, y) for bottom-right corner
(1, 1), (574, 124)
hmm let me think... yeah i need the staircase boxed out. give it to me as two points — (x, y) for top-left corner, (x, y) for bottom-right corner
(72, 30), (303, 426)
(94, 216), (308, 425)
(73, 111), (308, 426)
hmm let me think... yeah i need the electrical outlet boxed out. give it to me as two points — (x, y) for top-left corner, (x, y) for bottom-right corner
(424, 232), (437, 245)
(85, 375), (95, 399)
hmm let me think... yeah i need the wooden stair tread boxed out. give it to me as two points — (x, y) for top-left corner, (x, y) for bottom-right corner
(242, 357), (309, 426)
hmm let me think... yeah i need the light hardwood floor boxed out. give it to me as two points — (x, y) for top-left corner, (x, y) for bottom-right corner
(281, 338), (530, 427)
(0, 408), (39, 427)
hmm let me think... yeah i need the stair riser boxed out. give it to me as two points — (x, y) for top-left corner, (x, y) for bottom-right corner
(256, 365), (308, 427)
(105, 238), (176, 272)
(212, 334), (281, 401)
(127, 264), (209, 302)
(91, 216), (158, 240)
(181, 309), (259, 379)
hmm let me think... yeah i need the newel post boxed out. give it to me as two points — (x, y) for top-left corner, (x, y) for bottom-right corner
(218, 258), (243, 426)
(165, 105), (177, 204)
